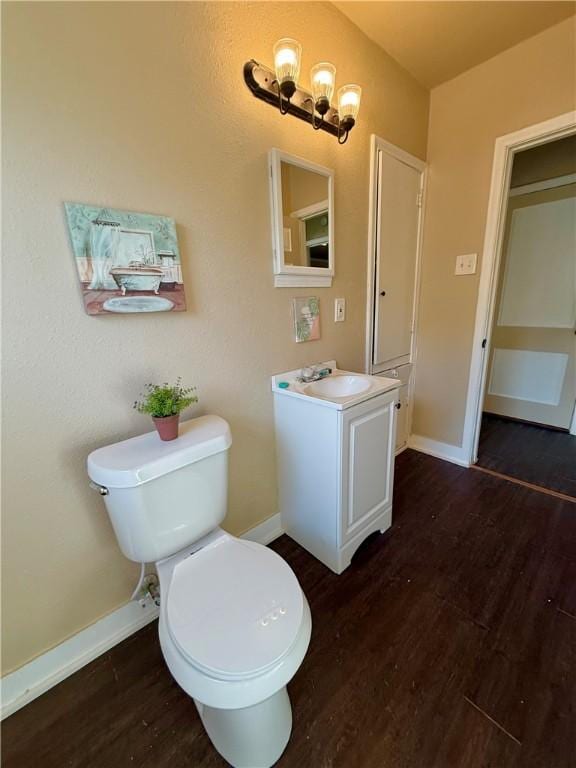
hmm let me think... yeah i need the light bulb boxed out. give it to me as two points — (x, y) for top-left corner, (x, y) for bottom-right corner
(276, 48), (297, 68)
(311, 62), (336, 116)
(338, 84), (362, 123)
(273, 38), (301, 99)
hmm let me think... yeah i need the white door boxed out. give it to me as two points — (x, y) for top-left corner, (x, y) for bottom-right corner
(373, 149), (423, 367)
(340, 394), (396, 545)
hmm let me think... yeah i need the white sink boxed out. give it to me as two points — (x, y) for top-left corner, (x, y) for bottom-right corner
(304, 375), (372, 399)
(273, 364), (401, 411)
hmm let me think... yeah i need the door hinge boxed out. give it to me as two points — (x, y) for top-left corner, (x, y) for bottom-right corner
(416, 192), (423, 208)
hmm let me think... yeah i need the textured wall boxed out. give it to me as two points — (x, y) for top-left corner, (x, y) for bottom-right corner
(1, 1), (428, 673)
(412, 18), (576, 446)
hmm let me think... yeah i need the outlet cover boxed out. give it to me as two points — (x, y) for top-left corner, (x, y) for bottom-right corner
(334, 298), (346, 322)
(455, 253), (477, 275)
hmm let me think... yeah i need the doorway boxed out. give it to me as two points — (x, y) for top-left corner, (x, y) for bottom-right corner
(475, 134), (576, 497)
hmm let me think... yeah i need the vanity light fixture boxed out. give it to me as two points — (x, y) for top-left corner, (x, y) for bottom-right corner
(337, 84), (362, 144)
(310, 62), (336, 129)
(243, 41), (361, 144)
(273, 38), (302, 113)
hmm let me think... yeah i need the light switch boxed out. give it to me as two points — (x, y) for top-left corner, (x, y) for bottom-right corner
(455, 253), (477, 275)
(334, 298), (346, 322)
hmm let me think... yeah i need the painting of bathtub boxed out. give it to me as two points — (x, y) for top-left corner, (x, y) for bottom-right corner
(110, 263), (163, 295)
(64, 203), (186, 315)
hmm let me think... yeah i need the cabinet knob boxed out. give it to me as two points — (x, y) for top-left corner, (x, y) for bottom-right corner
(380, 291), (386, 297)
(395, 402), (401, 410)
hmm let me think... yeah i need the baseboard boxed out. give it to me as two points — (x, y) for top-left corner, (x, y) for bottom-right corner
(1, 598), (160, 721)
(240, 512), (283, 545)
(1, 514), (284, 721)
(407, 434), (470, 467)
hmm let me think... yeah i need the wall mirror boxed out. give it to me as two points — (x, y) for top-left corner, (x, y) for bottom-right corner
(269, 148), (334, 287)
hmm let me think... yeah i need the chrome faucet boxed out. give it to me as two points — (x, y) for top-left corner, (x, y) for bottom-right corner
(297, 363), (332, 383)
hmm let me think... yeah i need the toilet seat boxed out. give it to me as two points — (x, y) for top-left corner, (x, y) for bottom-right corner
(165, 536), (304, 681)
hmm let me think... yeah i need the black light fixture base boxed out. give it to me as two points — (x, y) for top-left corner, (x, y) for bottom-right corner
(279, 80), (296, 100)
(315, 96), (330, 117)
(337, 116), (355, 144)
(340, 116), (355, 133)
(243, 59), (341, 139)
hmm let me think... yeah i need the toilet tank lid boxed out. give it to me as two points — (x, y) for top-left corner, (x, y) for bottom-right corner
(87, 415), (232, 489)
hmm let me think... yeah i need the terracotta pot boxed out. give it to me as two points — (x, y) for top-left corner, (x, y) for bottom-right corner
(153, 414), (179, 441)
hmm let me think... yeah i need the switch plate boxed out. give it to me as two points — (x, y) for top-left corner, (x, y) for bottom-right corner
(334, 298), (346, 322)
(455, 253), (477, 275)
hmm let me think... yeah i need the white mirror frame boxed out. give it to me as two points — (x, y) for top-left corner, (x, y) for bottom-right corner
(269, 148), (334, 288)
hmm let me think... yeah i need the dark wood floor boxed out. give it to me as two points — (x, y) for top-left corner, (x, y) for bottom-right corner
(477, 413), (576, 499)
(3, 450), (575, 767)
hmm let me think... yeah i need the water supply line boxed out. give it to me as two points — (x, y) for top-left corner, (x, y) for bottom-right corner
(131, 562), (146, 601)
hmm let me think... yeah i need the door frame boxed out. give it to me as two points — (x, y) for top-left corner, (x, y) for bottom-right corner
(461, 111), (576, 465)
(365, 136), (427, 446)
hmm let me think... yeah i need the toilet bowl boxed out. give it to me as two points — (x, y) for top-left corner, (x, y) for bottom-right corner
(157, 529), (312, 766)
(87, 416), (311, 768)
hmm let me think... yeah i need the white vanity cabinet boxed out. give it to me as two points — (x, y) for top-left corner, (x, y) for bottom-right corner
(272, 367), (400, 574)
(340, 395), (396, 547)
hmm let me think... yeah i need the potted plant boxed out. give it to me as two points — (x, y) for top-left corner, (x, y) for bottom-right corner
(134, 378), (197, 441)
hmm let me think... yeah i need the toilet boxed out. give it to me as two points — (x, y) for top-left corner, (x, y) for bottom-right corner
(87, 415), (312, 768)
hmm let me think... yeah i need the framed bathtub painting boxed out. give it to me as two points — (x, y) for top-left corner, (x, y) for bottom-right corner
(64, 203), (186, 315)
(292, 297), (321, 342)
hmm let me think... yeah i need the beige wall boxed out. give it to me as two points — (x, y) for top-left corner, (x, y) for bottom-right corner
(1, 1), (428, 673)
(412, 18), (576, 446)
(281, 163), (329, 266)
(283, 164), (329, 212)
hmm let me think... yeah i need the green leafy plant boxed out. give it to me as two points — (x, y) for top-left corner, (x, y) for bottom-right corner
(133, 378), (197, 419)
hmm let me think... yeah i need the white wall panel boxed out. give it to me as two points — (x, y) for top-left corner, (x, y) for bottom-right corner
(488, 348), (568, 405)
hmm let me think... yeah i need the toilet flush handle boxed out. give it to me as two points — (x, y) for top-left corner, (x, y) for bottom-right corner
(89, 481), (109, 496)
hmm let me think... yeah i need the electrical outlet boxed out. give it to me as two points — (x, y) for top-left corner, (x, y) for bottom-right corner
(455, 253), (477, 275)
(334, 298), (346, 322)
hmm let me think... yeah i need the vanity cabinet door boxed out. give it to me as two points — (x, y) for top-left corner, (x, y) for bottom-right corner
(340, 393), (396, 545)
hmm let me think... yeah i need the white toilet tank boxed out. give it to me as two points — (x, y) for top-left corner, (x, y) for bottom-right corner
(87, 416), (232, 563)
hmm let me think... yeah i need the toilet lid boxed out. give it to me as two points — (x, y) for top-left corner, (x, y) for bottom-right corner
(166, 537), (304, 679)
